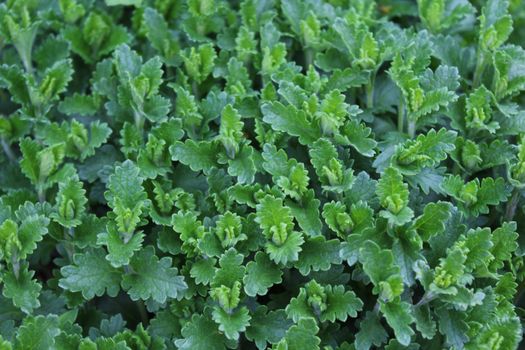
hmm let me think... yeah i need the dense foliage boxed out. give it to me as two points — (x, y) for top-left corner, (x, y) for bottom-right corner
(1, 0), (525, 348)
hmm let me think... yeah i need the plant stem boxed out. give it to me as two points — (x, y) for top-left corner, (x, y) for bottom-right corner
(21, 55), (33, 76)
(11, 254), (20, 280)
(505, 188), (521, 222)
(473, 50), (487, 88)
(64, 227), (75, 261)
(514, 278), (525, 305)
(133, 110), (144, 134)
(415, 291), (436, 308)
(1, 139), (16, 162)
(137, 300), (149, 325)
(64, 242), (75, 261)
(408, 118), (416, 138)
(192, 80), (200, 99)
(366, 75), (375, 109)
(397, 97), (405, 133)
(37, 186), (46, 203)
(304, 48), (314, 69)
(373, 302), (380, 314)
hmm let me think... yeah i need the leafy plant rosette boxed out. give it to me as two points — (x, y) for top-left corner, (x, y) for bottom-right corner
(1, 0), (525, 349)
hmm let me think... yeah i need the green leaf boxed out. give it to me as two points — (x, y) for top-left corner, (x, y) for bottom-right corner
(309, 138), (338, 174)
(261, 101), (321, 145)
(71, 214), (106, 249)
(286, 280), (362, 323)
(286, 190), (322, 236)
(323, 67), (370, 92)
(256, 195), (294, 239)
(490, 222), (518, 270)
(441, 175), (510, 216)
(323, 285), (363, 322)
(143, 7), (179, 66)
(38, 59), (73, 102)
(355, 311), (388, 350)
(96, 224), (144, 268)
(275, 317), (320, 350)
(294, 236), (342, 275)
(431, 244), (467, 292)
(190, 258), (217, 286)
(413, 305), (436, 339)
(175, 313), (231, 350)
(380, 300), (415, 346)
(479, 0), (512, 51)
(212, 306), (251, 341)
(360, 241), (404, 301)
(14, 315), (60, 350)
(376, 167), (409, 210)
(15, 211), (49, 260)
(461, 227), (493, 272)
(465, 85), (498, 132)
(435, 307), (469, 349)
(467, 316), (522, 350)
(261, 143), (293, 179)
(265, 231), (304, 265)
(181, 43), (216, 83)
(58, 93), (100, 116)
(322, 201), (352, 238)
(170, 140), (220, 174)
(475, 177), (511, 213)
(211, 248), (245, 289)
(246, 307), (291, 350)
(121, 246), (187, 303)
(226, 145), (256, 184)
(376, 167), (413, 225)
(105, 0), (142, 7)
(391, 128), (457, 175)
(493, 45), (525, 99)
(105, 160), (148, 233)
(339, 120), (377, 157)
(243, 252), (282, 297)
(217, 104), (244, 158)
(19, 138), (66, 188)
(418, 0), (474, 33)
(50, 175), (87, 228)
(413, 65), (459, 119)
(2, 262), (41, 314)
(0, 65), (31, 105)
(59, 248), (121, 299)
(412, 201), (452, 241)
(309, 138), (355, 192)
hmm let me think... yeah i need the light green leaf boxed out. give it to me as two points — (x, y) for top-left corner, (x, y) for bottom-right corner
(261, 101), (321, 145)
(275, 317), (320, 350)
(355, 311), (388, 350)
(294, 236), (342, 275)
(175, 313), (231, 350)
(121, 246), (187, 303)
(170, 140), (220, 174)
(50, 175), (87, 228)
(212, 306), (251, 341)
(96, 224), (144, 268)
(246, 307), (291, 350)
(380, 300), (415, 346)
(243, 252), (282, 297)
(339, 120), (377, 157)
(59, 248), (121, 299)
(14, 315), (60, 350)
(2, 262), (41, 314)
(412, 201), (452, 241)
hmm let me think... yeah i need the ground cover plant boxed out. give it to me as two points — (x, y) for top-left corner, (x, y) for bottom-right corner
(1, 0), (525, 348)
